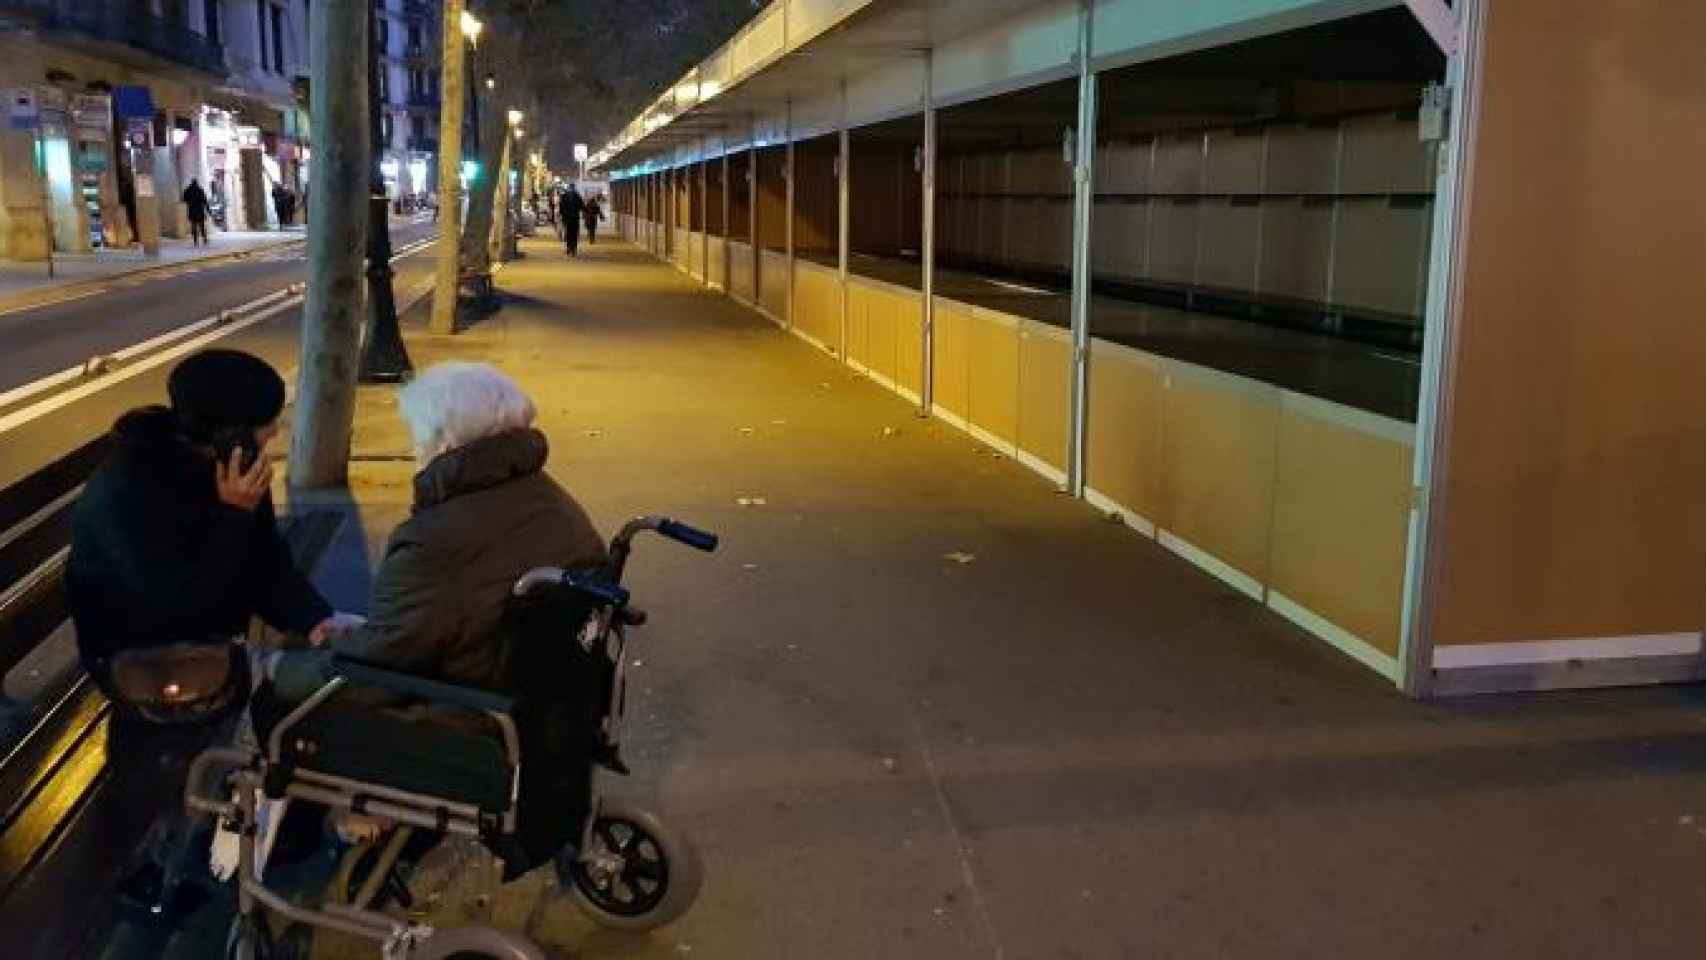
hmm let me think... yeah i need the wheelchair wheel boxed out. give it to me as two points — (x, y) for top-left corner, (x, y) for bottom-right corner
(557, 802), (702, 931)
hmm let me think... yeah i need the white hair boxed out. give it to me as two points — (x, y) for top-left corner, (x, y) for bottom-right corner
(398, 362), (536, 461)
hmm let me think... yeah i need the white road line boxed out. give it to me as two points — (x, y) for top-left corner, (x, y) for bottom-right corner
(0, 295), (304, 438)
(0, 238), (431, 428)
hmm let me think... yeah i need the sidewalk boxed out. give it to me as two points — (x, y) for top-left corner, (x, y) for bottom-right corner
(266, 236), (1706, 959)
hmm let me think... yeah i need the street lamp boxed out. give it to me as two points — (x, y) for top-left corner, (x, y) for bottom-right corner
(507, 109), (524, 126)
(460, 10), (484, 46)
(359, 0), (411, 382)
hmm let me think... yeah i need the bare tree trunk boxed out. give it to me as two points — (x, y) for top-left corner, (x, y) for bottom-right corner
(460, 83), (507, 276)
(489, 128), (512, 262)
(430, 0), (467, 335)
(290, 0), (369, 488)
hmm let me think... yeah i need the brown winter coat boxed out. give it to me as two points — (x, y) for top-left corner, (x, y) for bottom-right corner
(326, 427), (605, 692)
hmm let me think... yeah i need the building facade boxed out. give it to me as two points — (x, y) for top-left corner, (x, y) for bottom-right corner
(0, 0), (441, 260)
(0, 0), (235, 256)
(375, 0), (440, 208)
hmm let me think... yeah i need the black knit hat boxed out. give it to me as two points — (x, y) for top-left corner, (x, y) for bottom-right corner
(167, 350), (286, 440)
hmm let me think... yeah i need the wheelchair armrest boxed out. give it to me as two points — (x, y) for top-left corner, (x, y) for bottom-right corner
(332, 657), (517, 716)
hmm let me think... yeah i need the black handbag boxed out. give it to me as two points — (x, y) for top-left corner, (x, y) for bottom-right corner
(100, 642), (249, 725)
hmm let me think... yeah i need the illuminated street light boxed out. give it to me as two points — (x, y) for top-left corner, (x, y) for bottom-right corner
(459, 10), (483, 46)
(507, 109), (524, 126)
(484, 73), (496, 90)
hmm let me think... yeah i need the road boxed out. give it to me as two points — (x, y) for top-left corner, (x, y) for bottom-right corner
(0, 219), (439, 491)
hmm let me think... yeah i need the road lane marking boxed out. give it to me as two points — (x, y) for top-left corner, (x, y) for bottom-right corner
(0, 295), (304, 438)
(0, 236), (435, 415)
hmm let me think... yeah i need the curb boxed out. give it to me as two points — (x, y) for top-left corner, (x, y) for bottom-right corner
(0, 236), (308, 316)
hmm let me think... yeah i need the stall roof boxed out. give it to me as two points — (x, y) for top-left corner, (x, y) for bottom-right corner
(594, 0), (1411, 175)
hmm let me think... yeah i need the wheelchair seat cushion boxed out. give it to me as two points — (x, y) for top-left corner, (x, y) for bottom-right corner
(281, 700), (513, 814)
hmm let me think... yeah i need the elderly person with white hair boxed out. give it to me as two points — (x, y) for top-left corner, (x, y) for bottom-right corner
(271, 362), (605, 699)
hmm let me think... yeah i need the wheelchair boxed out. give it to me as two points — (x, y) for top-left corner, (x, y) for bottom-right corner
(185, 516), (719, 959)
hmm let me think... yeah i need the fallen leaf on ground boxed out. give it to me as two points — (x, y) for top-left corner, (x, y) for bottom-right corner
(943, 551), (977, 564)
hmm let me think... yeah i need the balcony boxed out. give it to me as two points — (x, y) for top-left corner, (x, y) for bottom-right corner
(0, 0), (227, 78)
(407, 136), (438, 155)
(401, 0), (430, 18)
(406, 91), (440, 112)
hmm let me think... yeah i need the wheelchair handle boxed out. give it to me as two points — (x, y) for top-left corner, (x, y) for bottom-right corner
(657, 519), (719, 553)
(513, 567), (631, 608)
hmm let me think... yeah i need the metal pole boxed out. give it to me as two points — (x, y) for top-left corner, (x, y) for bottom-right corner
(1066, 0), (1097, 495)
(784, 100), (795, 329)
(721, 143), (731, 290)
(429, 0), (467, 335)
(838, 81), (850, 359)
(749, 117), (758, 301)
(701, 151), (709, 285)
(919, 49), (936, 416)
(360, 0), (411, 382)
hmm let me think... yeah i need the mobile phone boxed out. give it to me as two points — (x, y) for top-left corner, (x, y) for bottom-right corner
(211, 427), (261, 473)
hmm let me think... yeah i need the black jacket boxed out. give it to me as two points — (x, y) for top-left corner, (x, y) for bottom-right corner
(182, 183), (209, 220)
(558, 191), (585, 223)
(67, 407), (331, 668)
(326, 427), (606, 692)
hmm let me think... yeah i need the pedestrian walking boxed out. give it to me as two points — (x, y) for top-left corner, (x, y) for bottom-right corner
(559, 185), (585, 257)
(182, 179), (210, 246)
(271, 183), (291, 228)
(582, 195), (605, 246)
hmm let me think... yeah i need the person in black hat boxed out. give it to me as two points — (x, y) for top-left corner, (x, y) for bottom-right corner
(67, 349), (351, 717)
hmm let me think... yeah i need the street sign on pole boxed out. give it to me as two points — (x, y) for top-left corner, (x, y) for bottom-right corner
(573, 143), (588, 162)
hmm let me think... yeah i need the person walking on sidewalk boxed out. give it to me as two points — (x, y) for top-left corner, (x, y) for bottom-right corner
(559, 185), (585, 257)
(582, 194), (605, 246)
(182, 179), (211, 246)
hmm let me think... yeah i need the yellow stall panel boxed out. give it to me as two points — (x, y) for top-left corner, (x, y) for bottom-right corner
(865, 283), (900, 387)
(845, 281), (872, 372)
(930, 298), (972, 423)
(730, 241), (755, 302)
(760, 250), (789, 321)
(1086, 340), (1163, 529)
(1017, 323), (1071, 477)
(894, 291), (924, 399)
(708, 241), (726, 291)
(1158, 363), (1281, 597)
(688, 231), (705, 279)
(792, 262), (841, 351)
(965, 307), (1021, 450)
(1268, 394), (1415, 665)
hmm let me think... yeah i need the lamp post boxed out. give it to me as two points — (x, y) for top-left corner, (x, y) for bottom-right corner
(359, 0), (411, 382)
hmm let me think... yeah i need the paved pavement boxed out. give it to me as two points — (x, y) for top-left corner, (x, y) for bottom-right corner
(138, 235), (1706, 959)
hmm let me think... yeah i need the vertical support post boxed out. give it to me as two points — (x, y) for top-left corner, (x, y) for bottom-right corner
(722, 142), (731, 291)
(919, 49), (937, 416)
(1066, 0), (1097, 496)
(838, 80), (850, 360)
(785, 100), (795, 329)
(429, 0), (466, 335)
(1400, 0), (1483, 698)
(749, 116), (759, 303)
(701, 150), (709, 285)
(292, 0), (370, 486)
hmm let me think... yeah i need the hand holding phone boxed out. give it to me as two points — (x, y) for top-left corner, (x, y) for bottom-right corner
(215, 441), (272, 512)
